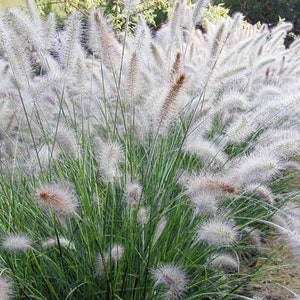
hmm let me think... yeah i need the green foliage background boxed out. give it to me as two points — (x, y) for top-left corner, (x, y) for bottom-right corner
(0, 0), (170, 28)
(213, 0), (300, 33)
(36, 0), (170, 28)
(2, 0), (300, 34)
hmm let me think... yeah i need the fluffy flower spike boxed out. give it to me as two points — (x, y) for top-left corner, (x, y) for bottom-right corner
(196, 218), (238, 247)
(0, 276), (14, 300)
(152, 264), (188, 300)
(1, 234), (32, 252)
(35, 182), (79, 216)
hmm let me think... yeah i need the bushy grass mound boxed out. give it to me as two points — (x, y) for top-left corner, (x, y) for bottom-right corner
(0, 0), (299, 299)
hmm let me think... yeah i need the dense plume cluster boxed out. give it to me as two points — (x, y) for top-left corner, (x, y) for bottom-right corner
(0, 1), (298, 171)
(0, 0), (299, 299)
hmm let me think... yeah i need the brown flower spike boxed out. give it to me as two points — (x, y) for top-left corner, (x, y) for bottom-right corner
(35, 182), (79, 216)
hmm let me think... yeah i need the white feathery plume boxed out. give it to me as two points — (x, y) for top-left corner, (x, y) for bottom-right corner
(95, 253), (106, 278)
(153, 217), (167, 244)
(206, 21), (230, 68)
(208, 252), (239, 271)
(229, 150), (283, 186)
(0, 276), (14, 300)
(137, 206), (150, 226)
(0, 18), (32, 85)
(192, 0), (210, 26)
(42, 236), (75, 250)
(213, 90), (250, 124)
(6, 7), (55, 74)
(29, 143), (60, 171)
(26, 0), (40, 23)
(125, 182), (142, 206)
(35, 181), (79, 216)
(54, 125), (81, 160)
(256, 128), (300, 159)
(0, 100), (16, 137)
(273, 223), (300, 262)
(6, 8), (42, 52)
(186, 173), (238, 198)
(152, 264), (188, 300)
(110, 244), (125, 262)
(122, 0), (140, 13)
(95, 244), (125, 277)
(188, 193), (219, 217)
(169, 0), (186, 50)
(1, 234), (32, 252)
(41, 12), (57, 52)
(183, 135), (228, 169)
(125, 51), (141, 102)
(195, 218), (238, 247)
(59, 11), (84, 69)
(97, 140), (124, 184)
(223, 115), (255, 145)
(88, 9), (123, 71)
(267, 22), (293, 51)
(131, 14), (153, 57)
(245, 184), (275, 205)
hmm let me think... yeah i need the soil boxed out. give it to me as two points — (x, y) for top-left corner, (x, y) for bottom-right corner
(245, 234), (300, 299)
(244, 162), (300, 300)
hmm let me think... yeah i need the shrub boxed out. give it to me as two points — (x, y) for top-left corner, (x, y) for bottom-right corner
(0, 0), (170, 29)
(213, 0), (300, 34)
(0, 0), (299, 299)
(36, 0), (170, 28)
(202, 3), (229, 24)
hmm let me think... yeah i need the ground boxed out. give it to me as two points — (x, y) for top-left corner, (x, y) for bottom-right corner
(245, 162), (300, 300)
(246, 234), (300, 299)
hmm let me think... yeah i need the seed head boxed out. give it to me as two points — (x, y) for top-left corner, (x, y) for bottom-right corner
(98, 141), (124, 184)
(0, 276), (14, 300)
(209, 253), (239, 271)
(35, 182), (79, 216)
(232, 151), (282, 186)
(152, 264), (188, 299)
(110, 244), (124, 262)
(125, 182), (142, 206)
(183, 136), (228, 168)
(153, 217), (167, 244)
(122, 0), (140, 12)
(137, 206), (150, 226)
(196, 218), (238, 247)
(2, 234), (32, 252)
(95, 253), (105, 278)
(189, 193), (218, 217)
(158, 73), (187, 134)
(42, 237), (75, 250)
(224, 115), (255, 145)
(246, 184), (275, 205)
(187, 174), (237, 198)
(243, 227), (263, 254)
